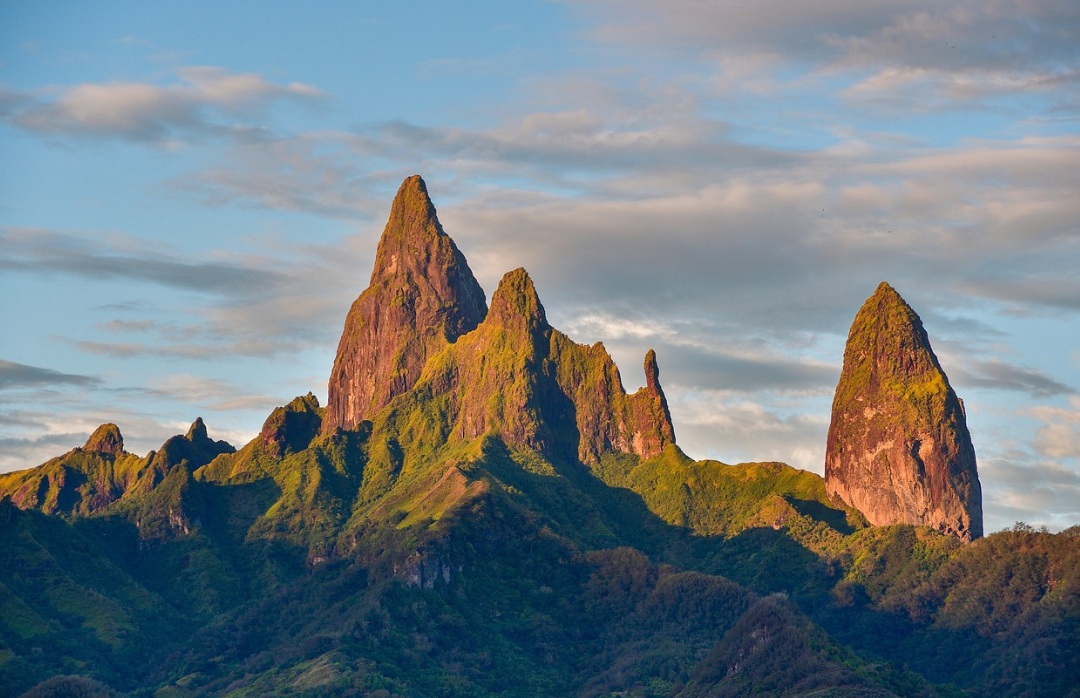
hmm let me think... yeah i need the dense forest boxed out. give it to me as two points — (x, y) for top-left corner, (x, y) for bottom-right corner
(1, 408), (1077, 696)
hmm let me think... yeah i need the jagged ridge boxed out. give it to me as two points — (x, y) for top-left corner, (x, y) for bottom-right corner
(325, 177), (676, 464)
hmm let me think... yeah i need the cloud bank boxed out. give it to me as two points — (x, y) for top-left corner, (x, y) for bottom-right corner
(3, 66), (322, 143)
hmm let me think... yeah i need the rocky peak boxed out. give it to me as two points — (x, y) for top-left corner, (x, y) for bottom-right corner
(186, 417), (208, 442)
(151, 418), (235, 474)
(635, 348), (675, 454)
(260, 393), (323, 458)
(825, 282), (982, 541)
(84, 423), (124, 458)
(327, 175), (678, 466)
(324, 175), (488, 433)
(370, 176), (456, 285)
(487, 268), (549, 335)
(643, 349), (662, 394)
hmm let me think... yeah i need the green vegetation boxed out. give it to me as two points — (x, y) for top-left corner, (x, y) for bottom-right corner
(2, 390), (1077, 697)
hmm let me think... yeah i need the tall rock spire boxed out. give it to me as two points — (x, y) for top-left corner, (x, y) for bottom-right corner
(825, 282), (982, 541)
(326, 175), (676, 466)
(324, 175), (488, 432)
(630, 349), (676, 458)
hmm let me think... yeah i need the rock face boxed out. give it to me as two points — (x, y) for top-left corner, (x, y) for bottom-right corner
(259, 393), (323, 459)
(825, 282), (982, 541)
(405, 267), (675, 463)
(324, 175), (488, 433)
(326, 176), (676, 464)
(84, 423), (124, 458)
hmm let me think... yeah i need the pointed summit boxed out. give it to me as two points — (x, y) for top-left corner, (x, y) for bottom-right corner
(325, 176), (677, 465)
(643, 349), (662, 394)
(84, 423), (124, 458)
(370, 175), (455, 284)
(325, 175), (488, 432)
(487, 268), (548, 333)
(825, 282), (982, 540)
(635, 348), (676, 456)
(186, 417), (208, 442)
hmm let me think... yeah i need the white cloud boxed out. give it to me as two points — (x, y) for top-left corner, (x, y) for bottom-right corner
(147, 374), (277, 412)
(952, 359), (1075, 397)
(667, 387), (831, 472)
(565, 313), (679, 342)
(572, 0), (1080, 108)
(980, 454), (1080, 531)
(1030, 397), (1080, 459)
(5, 66), (323, 142)
(1, 225), (372, 360)
(0, 360), (101, 390)
(168, 136), (385, 217)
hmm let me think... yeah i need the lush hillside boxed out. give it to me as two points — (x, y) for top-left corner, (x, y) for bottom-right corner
(2, 402), (1078, 696)
(2, 177), (1076, 697)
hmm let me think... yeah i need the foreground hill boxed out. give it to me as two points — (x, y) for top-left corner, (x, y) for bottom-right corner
(1, 176), (1075, 697)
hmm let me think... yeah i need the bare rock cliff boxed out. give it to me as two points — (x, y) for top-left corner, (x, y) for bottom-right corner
(825, 282), (982, 540)
(324, 175), (488, 433)
(327, 176), (676, 463)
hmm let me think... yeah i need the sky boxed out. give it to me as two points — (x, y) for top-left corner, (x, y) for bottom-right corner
(1, 1), (1078, 533)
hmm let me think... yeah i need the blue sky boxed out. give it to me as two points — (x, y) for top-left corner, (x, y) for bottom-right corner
(2, 0), (1079, 532)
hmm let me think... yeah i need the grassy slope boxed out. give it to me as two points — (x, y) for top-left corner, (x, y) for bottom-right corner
(3, 392), (1079, 696)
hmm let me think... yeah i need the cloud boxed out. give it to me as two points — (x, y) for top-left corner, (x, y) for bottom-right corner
(980, 455), (1080, 531)
(0, 405), (246, 473)
(667, 387), (830, 472)
(960, 276), (1080, 313)
(571, 0), (1080, 107)
(954, 359), (1075, 397)
(661, 348), (837, 394)
(1, 223), (376, 361)
(168, 137), (387, 218)
(0, 360), (101, 390)
(0, 86), (32, 117)
(1030, 398), (1080, 459)
(356, 112), (796, 185)
(0, 407), (159, 472)
(0, 227), (289, 296)
(3, 66), (323, 143)
(145, 374), (279, 412)
(73, 339), (226, 361)
(0, 431), (87, 472)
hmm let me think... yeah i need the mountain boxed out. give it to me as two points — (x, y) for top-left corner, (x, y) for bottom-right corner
(825, 282), (983, 541)
(324, 176), (674, 463)
(1, 177), (1076, 697)
(372, 264), (676, 465)
(324, 175), (488, 433)
(0, 419), (232, 519)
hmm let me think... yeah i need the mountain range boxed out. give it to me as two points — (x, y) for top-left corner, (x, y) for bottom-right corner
(1, 176), (1076, 697)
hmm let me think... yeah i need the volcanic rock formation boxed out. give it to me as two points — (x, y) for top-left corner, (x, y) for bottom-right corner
(324, 175), (676, 463)
(403, 267), (676, 463)
(0, 418), (234, 517)
(324, 175), (488, 433)
(84, 422), (125, 458)
(825, 282), (982, 540)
